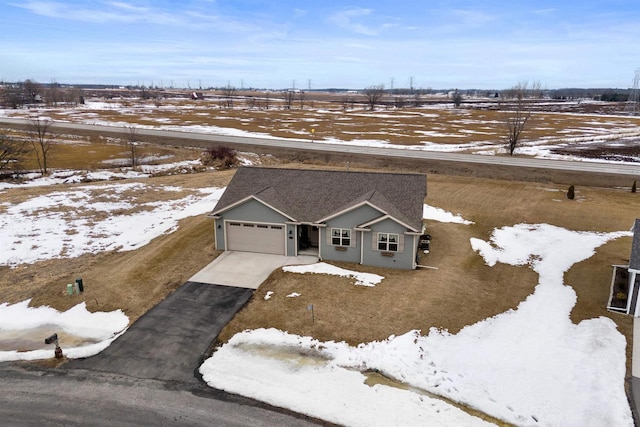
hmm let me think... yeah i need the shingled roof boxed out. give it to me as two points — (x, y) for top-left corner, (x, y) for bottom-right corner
(631, 219), (640, 271)
(212, 167), (427, 231)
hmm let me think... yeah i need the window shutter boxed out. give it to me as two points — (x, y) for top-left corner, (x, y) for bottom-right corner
(372, 232), (378, 250)
(398, 234), (405, 253)
(350, 229), (356, 247)
(326, 228), (332, 245)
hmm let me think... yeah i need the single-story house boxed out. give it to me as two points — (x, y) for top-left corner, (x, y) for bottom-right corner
(210, 167), (427, 269)
(608, 219), (640, 315)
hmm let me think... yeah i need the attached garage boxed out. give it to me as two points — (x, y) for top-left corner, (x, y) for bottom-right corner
(225, 222), (286, 255)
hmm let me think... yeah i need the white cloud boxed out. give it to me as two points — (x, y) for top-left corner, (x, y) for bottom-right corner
(328, 8), (379, 36)
(14, 1), (192, 26)
(450, 9), (495, 27)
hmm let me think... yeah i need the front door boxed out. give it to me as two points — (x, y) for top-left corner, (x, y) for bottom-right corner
(299, 225), (319, 251)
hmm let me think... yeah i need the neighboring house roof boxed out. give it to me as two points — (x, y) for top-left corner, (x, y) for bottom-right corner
(213, 167), (427, 231)
(631, 219), (640, 271)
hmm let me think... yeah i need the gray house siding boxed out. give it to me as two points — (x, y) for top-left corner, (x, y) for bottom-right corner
(327, 204), (383, 228)
(320, 204), (383, 265)
(214, 198), (290, 251)
(214, 217), (225, 250)
(286, 223), (297, 255)
(362, 218), (417, 270)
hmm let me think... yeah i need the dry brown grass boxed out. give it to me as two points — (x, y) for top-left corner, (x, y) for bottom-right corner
(218, 171), (639, 377)
(6, 98), (640, 155)
(0, 125), (200, 172)
(0, 170), (234, 320)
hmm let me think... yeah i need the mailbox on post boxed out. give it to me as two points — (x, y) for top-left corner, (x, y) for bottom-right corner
(44, 333), (63, 359)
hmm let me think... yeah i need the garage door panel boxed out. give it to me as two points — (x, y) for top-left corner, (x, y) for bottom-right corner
(226, 222), (285, 255)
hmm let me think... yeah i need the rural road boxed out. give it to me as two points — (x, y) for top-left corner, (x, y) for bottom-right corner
(1, 117), (638, 180)
(0, 282), (324, 426)
(0, 365), (320, 426)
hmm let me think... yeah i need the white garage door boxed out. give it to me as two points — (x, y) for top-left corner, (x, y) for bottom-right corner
(226, 222), (286, 255)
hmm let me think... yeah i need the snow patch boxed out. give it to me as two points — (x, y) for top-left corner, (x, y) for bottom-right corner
(283, 262), (384, 287)
(0, 300), (128, 361)
(423, 204), (474, 224)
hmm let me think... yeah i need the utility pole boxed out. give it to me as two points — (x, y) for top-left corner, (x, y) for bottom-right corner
(390, 77), (394, 95)
(628, 69), (640, 116)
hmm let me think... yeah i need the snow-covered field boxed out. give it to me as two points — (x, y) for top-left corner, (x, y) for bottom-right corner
(200, 222), (633, 426)
(0, 179), (224, 267)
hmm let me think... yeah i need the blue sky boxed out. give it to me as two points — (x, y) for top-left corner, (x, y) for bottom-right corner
(1, 1), (639, 89)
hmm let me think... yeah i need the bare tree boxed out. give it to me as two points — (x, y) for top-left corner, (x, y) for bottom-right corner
(363, 84), (385, 110)
(222, 84), (236, 109)
(298, 90), (306, 110)
(342, 95), (356, 111)
(413, 92), (422, 107)
(0, 133), (28, 175)
(264, 92), (271, 110)
(530, 80), (543, 99)
(2, 85), (24, 109)
(29, 118), (56, 175)
(46, 79), (61, 107)
(452, 90), (463, 108)
(501, 82), (532, 155)
(23, 79), (41, 104)
(282, 90), (295, 110)
(126, 125), (139, 169)
(63, 87), (84, 107)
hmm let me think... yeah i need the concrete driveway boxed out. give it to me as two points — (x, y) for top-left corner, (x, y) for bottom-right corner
(189, 251), (318, 289)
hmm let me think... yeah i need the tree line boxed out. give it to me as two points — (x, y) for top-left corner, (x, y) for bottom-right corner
(1, 80), (84, 109)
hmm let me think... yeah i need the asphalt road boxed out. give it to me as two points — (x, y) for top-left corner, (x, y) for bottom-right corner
(0, 282), (324, 426)
(0, 365), (319, 426)
(1, 117), (638, 179)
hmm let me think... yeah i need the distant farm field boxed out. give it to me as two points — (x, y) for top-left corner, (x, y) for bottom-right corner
(3, 91), (640, 164)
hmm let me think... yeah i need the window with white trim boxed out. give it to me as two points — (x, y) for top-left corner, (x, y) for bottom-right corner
(331, 228), (351, 246)
(377, 233), (399, 252)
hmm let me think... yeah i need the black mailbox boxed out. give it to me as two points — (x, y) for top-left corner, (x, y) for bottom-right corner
(44, 333), (58, 345)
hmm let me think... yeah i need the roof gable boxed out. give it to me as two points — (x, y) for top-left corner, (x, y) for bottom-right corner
(213, 194), (296, 221)
(320, 192), (420, 232)
(212, 167), (426, 230)
(357, 214), (418, 232)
